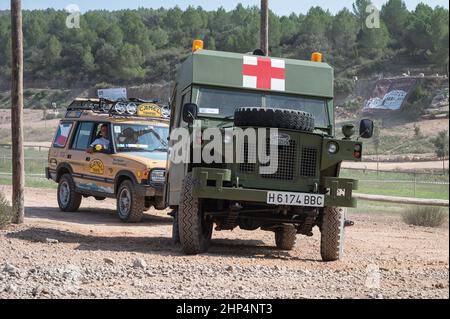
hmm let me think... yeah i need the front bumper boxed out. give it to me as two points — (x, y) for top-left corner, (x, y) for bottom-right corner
(136, 181), (165, 197)
(191, 168), (358, 208)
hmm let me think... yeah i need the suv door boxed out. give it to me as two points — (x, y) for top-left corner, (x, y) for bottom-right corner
(85, 122), (115, 195)
(69, 121), (95, 191)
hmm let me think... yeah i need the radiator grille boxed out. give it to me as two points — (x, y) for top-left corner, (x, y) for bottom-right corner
(300, 147), (318, 177)
(261, 138), (296, 180)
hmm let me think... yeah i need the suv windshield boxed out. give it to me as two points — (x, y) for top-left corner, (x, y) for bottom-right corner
(196, 87), (330, 128)
(113, 124), (169, 153)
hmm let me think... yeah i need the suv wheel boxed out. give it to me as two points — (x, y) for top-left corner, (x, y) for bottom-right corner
(320, 207), (346, 261)
(178, 174), (213, 254)
(274, 225), (297, 250)
(57, 174), (82, 212)
(116, 180), (145, 223)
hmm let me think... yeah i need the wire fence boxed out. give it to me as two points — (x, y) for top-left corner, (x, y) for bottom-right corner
(0, 146), (449, 200)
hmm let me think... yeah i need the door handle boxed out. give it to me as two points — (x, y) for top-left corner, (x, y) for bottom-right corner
(67, 154), (72, 159)
(85, 157), (90, 162)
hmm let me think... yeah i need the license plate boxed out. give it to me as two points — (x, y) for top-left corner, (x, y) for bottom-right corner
(267, 191), (325, 207)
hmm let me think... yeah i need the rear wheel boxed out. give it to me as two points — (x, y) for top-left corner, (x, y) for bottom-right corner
(57, 174), (82, 212)
(320, 207), (346, 261)
(274, 225), (297, 250)
(116, 180), (145, 223)
(178, 174), (213, 254)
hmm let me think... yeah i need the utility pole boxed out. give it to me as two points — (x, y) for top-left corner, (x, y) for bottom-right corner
(260, 0), (269, 56)
(10, 0), (25, 224)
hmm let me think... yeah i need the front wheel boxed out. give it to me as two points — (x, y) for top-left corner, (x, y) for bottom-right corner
(116, 180), (145, 223)
(57, 174), (82, 212)
(320, 207), (346, 261)
(178, 174), (213, 255)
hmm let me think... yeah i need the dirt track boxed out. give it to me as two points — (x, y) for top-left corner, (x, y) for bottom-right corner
(0, 186), (448, 299)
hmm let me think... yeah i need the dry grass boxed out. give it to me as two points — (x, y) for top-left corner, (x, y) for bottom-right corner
(0, 191), (12, 228)
(402, 206), (448, 227)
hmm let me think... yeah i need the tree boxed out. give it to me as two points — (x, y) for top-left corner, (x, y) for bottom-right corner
(331, 8), (359, 54)
(103, 24), (124, 47)
(149, 28), (169, 49)
(117, 43), (145, 79)
(430, 7), (449, 72)
(43, 35), (61, 66)
(431, 130), (449, 173)
(358, 21), (390, 59)
(352, 0), (372, 31)
(381, 0), (409, 38)
(404, 4), (434, 54)
(431, 130), (449, 159)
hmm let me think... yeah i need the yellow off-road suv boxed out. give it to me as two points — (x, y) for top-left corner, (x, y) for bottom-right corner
(45, 98), (170, 222)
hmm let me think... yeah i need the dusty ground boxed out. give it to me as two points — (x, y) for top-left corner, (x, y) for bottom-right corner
(0, 186), (448, 299)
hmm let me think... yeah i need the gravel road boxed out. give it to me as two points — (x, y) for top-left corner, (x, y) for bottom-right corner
(0, 186), (448, 299)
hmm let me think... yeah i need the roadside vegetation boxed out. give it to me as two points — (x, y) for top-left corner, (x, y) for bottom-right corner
(0, 0), (448, 91)
(0, 191), (11, 228)
(402, 206), (448, 227)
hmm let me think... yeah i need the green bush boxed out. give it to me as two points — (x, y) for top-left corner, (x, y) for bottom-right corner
(0, 192), (12, 229)
(402, 206), (448, 228)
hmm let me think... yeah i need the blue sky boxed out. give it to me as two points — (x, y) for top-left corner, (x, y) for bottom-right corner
(0, 0), (448, 15)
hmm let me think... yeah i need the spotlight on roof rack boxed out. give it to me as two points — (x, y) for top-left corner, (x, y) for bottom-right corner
(126, 103), (137, 115)
(114, 102), (126, 114)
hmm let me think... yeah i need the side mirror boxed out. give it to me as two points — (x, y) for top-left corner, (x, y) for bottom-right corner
(182, 103), (198, 124)
(94, 144), (104, 152)
(360, 119), (374, 139)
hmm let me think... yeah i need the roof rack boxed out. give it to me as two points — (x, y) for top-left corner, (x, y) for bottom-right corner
(66, 97), (170, 119)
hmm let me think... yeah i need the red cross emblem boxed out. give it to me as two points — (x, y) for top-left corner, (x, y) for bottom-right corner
(243, 56), (285, 91)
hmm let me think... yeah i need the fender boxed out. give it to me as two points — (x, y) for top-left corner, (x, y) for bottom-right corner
(55, 163), (74, 182)
(114, 170), (138, 194)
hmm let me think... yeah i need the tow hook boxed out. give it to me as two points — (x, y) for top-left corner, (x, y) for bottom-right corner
(344, 219), (354, 227)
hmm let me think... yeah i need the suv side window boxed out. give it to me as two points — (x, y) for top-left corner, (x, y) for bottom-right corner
(53, 122), (73, 148)
(72, 122), (94, 151)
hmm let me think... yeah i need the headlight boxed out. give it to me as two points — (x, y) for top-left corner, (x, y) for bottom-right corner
(354, 144), (362, 152)
(150, 169), (165, 182)
(126, 103), (137, 115)
(327, 142), (339, 154)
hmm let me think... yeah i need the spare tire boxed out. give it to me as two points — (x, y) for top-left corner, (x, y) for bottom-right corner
(234, 107), (315, 132)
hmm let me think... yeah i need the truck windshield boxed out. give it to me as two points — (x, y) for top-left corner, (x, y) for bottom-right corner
(113, 124), (169, 153)
(196, 87), (330, 128)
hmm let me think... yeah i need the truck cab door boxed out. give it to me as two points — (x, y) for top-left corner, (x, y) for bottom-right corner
(166, 88), (191, 206)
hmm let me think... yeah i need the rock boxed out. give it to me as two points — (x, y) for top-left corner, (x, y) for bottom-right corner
(3, 263), (19, 276)
(3, 263), (17, 273)
(133, 258), (147, 269)
(62, 266), (82, 282)
(104, 258), (115, 265)
(45, 238), (59, 244)
(5, 284), (18, 293)
(434, 283), (445, 289)
(32, 286), (47, 296)
(226, 266), (234, 272)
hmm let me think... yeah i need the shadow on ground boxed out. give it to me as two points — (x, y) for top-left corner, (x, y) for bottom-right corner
(25, 206), (173, 226)
(6, 227), (319, 262)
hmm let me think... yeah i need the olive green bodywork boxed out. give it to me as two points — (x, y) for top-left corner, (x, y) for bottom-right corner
(166, 49), (361, 210)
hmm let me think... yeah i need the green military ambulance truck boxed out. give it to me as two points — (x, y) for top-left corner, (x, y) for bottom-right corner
(165, 41), (373, 261)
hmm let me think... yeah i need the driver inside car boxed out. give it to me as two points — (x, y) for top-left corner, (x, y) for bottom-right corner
(87, 124), (110, 153)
